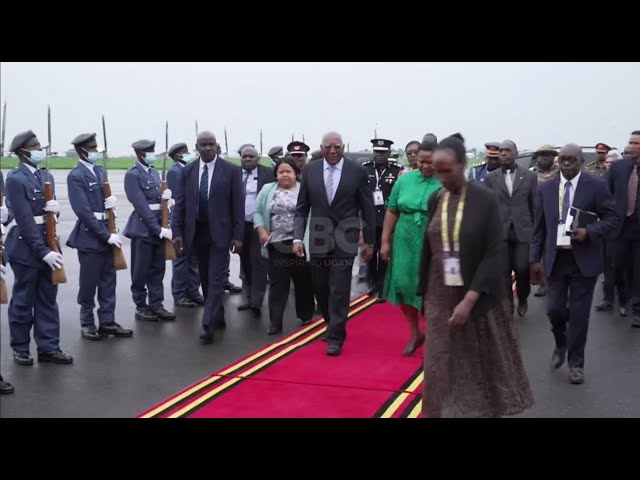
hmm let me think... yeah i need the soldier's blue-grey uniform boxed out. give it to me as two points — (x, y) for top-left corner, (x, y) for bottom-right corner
(4, 130), (71, 363)
(467, 142), (501, 184)
(166, 143), (202, 305)
(123, 139), (172, 318)
(65, 132), (133, 339)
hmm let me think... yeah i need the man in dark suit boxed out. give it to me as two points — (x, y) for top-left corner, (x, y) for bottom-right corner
(237, 145), (274, 316)
(4, 130), (73, 365)
(166, 142), (205, 309)
(484, 140), (537, 316)
(607, 130), (640, 327)
(172, 131), (244, 344)
(530, 144), (618, 384)
(293, 131), (375, 356)
(123, 139), (175, 322)
(66, 133), (132, 340)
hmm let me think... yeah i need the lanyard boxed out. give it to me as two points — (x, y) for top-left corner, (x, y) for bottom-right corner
(442, 186), (467, 255)
(374, 167), (387, 190)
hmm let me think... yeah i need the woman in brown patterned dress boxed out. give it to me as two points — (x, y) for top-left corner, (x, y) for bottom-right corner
(417, 134), (533, 418)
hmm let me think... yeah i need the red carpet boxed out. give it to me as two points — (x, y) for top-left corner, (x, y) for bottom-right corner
(137, 295), (425, 418)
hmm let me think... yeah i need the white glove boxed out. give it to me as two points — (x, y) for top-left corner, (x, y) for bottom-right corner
(0, 204), (8, 224)
(0, 264), (6, 279)
(104, 195), (117, 210)
(168, 198), (175, 210)
(161, 189), (172, 200)
(44, 200), (60, 215)
(159, 227), (173, 241)
(107, 233), (123, 248)
(42, 251), (64, 270)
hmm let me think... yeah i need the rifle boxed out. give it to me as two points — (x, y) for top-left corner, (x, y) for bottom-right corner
(161, 121), (176, 260)
(44, 105), (66, 284)
(224, 127), (229, 159)
(0, 101), (7, 303)
(101, 115), (127, 270)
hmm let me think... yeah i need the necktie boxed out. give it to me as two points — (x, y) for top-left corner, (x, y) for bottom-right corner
(198, 165), (209, 221)
(243, 170), (251, 196)
(561, 181), (571, 222)
(326, 165), (336, 203)
(626, 165), (638, 217)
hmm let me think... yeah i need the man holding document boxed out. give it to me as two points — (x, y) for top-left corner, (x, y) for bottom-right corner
(529, 144), (618, 384)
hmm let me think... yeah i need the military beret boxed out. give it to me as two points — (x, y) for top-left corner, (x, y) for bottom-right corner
(10, 130), (37, 152)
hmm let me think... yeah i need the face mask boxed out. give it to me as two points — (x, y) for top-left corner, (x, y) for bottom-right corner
(25, 149), (46, 164)
(143, 152), (156, 165)
(86, 151), (102, 164)
(180, 153), (195, 164)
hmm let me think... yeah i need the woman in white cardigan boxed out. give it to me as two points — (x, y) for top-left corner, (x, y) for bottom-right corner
(254, 158), (315, 335)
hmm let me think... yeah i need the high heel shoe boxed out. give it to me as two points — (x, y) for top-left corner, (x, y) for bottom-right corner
(402, 332), (425, 356)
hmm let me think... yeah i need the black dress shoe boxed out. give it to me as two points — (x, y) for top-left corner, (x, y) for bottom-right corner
(99, 323), (133, 338)
(238, 303), (252, 311)
(13, 351), (33, 366)
(320, 332), (328, 342)
(38, 350), (73, 364)
(632, 316), (640, 328)
(327, 344), (342, 356)
(135, 306), (159, 321)
(300, 318), (314, 326)
(81, 325), (103, 341)
(375, 296), (386, 304)
(176, 298), (197, 308)
(0, 380), (15, 395)
(569, 368), (584, 384)
(251, 306), (262, 318)
(224, 282), (242, 294)
(595, 301), (613, 312)
(200, 331), (214, 344)
(267, 326), (283, 335)
(152, 307), (176, 321)
(517, 299), (528, 317)
(190, 294), (206, 305)
(550, 346), (567, 370)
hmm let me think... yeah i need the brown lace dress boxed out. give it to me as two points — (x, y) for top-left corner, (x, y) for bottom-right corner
(421, 192), (534, 418)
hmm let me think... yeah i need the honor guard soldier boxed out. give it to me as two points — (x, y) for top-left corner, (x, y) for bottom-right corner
(4, 130), (73, 365)
(586, 142), (610, 177)
(67, 133), (133, 339)
(287, 140), (310, 171)
(123, 139), (176, 321)
(467, 142), (501, 183)
(267, 146), (284, 166)
(166, 142), (205, 308)
(363, 138), (402, 301)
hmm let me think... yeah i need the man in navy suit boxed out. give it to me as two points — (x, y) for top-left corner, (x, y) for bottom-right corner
(237, 145), (274, 316)
(4, 130), (73, 365)
(607, 130), (640, 327)
(166, 142), (204, 308)
(123, 139), (176, 322)
(530, 144), (618, 384)
(172, 131), (244, 343)
(66, 133), (133, 340)
(293, 131), (375, 356)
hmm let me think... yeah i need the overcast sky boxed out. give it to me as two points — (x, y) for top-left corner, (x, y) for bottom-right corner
(1, 62), (638, 156)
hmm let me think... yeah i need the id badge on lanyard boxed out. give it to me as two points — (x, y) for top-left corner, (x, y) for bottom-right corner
(373, 168), (386, 206)
(442, 187), (467, 287)
(556, 180), (572, 248)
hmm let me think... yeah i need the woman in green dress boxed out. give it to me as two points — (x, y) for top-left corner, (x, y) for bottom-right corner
(380, 141), (442, 355)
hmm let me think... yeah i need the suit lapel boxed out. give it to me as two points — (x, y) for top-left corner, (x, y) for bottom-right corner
(511, 167), (525, 195)
(549, 176), (561, 225)
(18, 162), (41, 191)
(317, 160), (331, 208)
(208, 158), (222, 200)
(495, 169), (510, 197)
(330, 159), (348, 206)
(572, 173), (587, 210)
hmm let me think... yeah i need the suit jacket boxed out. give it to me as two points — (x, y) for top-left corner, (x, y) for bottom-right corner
(607, 158), (640, 239)
(66, 163), (111, 253)
(484, 165), (537, 242)
(171, 156), (244, 253)
(4, 163), (60, 268)
(122, 162), (162, 242)
(294, 158), (375, 258)
(417, 182), (507, 318)
(529, 172), (618, 278)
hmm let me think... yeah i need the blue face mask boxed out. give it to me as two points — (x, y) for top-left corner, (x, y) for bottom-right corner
(180, 153), (195, 164)
(86, 151), (102, 164)
(143, 152), (156, 165)
(24, 149), (46, 164)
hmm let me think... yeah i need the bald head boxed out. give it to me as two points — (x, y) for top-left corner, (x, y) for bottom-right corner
(321, 131), (345, 165)
(196, 130), (218, 163)
(557, 143), (583, 180)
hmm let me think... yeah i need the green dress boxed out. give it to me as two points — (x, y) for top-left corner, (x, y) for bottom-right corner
(382, 170), (442, 310)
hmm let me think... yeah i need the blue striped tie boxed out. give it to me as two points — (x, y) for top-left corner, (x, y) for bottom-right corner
(198, 165), (209, 221)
